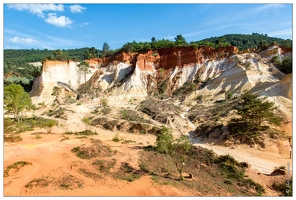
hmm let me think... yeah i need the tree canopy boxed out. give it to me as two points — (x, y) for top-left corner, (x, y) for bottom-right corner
(228, 92), (283, 141)
(4, 84), (33, 121)
(195, 33), (292, 50)
(155, 126), (192, 181)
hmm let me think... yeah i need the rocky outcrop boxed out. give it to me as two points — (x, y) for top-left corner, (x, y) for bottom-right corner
(184, 51), (286, 103)
(29, 45), (291, 110)
(29, 60), (96, 104)
(259, 44), (292, 59)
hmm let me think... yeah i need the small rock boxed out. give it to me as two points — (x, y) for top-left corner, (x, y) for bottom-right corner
(270, 169), (286, 176)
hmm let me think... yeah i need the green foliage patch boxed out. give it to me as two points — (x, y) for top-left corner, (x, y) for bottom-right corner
(4, 161), (31, 177)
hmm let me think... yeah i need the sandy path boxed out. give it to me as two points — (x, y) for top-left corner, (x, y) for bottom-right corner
(192, 140), (291, 174)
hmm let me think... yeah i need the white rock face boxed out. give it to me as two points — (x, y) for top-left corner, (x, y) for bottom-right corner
(108, 62), (156, 101)
(29, 46), (291, 119)
(29, 60), (96, 104)
(185, 53), (285, 102)
(259, 44), (292, 60)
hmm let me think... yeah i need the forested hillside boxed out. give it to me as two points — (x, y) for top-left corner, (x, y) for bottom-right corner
(195, 33), (292, 50)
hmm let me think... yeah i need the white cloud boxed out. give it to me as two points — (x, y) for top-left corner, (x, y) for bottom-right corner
(268, 29), (292, 38)
(69, 5), (87, 13)
(4, 28), (34, 38)
(7, 3), (64, 18)
(80, 22), (89, 27)
(5, 45), (20, 49)
(45, 13), (72, 27)
(164, 35), (174, 40)
(255, 4), (284, 12)
(9, 36), (38, 44)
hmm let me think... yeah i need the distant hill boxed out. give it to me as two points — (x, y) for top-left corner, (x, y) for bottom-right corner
(194, 33), (292, 51)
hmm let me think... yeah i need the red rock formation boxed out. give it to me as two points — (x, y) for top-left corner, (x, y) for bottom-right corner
(156, 46), (238, 70)
(42, 60), (71, 70)
(136, 51), (159, 71)
(86, 58), (110, 67)
(83, 46), (240, 72)
(280, 46), (292, 54)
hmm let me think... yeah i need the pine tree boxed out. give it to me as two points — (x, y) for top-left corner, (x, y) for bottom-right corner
(228, 92), (283, 138)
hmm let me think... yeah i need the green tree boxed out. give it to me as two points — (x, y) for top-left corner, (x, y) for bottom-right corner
(82, 117), (92, 132)
(52, 49), (68, 61)
(78, 61), (91, 92)
(271, 56), (292, 74)
(258, 40), (268, 49)
(83, 47), (98, 59)
(151, 37), (156, 43)
(280, 56), (292, 74)
(175, 34), (187, 46)
(155, 126), (192, 181)
(155, 126), (174, 154)
(102, 43), (110, 54)
(4, 84), (33, 121)
(43, 119), (57, 133)
(228, 92), (283, 139)
(271, 56), (281, 65)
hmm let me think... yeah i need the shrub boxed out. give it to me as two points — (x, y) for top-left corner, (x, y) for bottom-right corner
(43, 119), (57, 133)
(114, 162), (142, 182)
(155, 126), (192, 181)
(243, 178), (265, 196)
(25, 177), (49, 188)
(100, 98), (108, 107)
(272, 179), (292, 196)
(244, 61), (251, 68)
(4, 134), (23, 142)
(139, 162), (150, 173)
(92, 159), (116, 173)
(112, 133), (121, 142)
(64, 130), (98, 135)
(35, 134), (42, 139)
(4, 161), (31, 177)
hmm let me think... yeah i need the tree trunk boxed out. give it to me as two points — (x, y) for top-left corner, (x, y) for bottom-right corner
(175, 162), (185, 181)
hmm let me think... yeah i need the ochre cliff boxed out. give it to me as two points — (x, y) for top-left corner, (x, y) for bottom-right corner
(30, 45), (291, 109)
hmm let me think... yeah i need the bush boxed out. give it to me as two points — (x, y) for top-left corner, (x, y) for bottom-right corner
(92, 159), (116, 173)
(272, 179), (292, 196)
(214, 154), (240, 166)
(4, 161), (31, 177)
(64, 130), (98, 135)
(25, 177), (49, 188)
(100, 98), (108, 107)
(4, 134), (23, 142)
(243, 178), (265, 196)
(154, 126), (192, 181)
(113, 162), (142, 182)
(112, 133), (121, 142)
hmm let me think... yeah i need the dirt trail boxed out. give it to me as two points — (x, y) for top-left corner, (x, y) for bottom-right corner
(191, 138), (291, 174)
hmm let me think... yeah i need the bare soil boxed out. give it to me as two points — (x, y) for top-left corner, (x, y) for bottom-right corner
(3, 99), (291, 196)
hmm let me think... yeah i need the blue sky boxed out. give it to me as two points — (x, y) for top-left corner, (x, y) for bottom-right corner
(2, 2), (293, 50)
